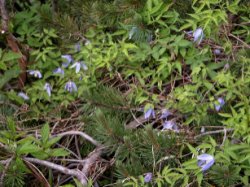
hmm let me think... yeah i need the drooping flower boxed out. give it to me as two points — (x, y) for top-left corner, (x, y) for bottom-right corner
(144, 107), (156, 120)
(70, 61), (88, 73)
(214, 97), (225, 111)
(197, 153), (215, 172)
(65, 81), (77, 93)
(28, 70), (42, 78)
(214, 49), (221, 55)
(85, 40), (91, 46)
(162, 120), (179, 132)
(224, 63), (230, 70)
(75, 43), (81, 52)
(44, 83), (52, 97)
(18, 92), (29, 100)
(144, 172), (152, 183)
(61, 55), (73, 67)
(160, 109), (171, 119)
(201, 126), (205, 133)
(53, 67), (64, 75)
(129, 26), (137, 40)
(193, 28), (204, 45)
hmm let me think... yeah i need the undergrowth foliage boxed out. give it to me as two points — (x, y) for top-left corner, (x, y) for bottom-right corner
(0, 0), (250, 186)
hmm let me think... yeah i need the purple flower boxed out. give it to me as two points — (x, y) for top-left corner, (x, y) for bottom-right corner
(160, 109), (171, 119)
(224, 63), (230, 70)
(44, 83), (52, 97)
(162, 120), (179, 132)
(53, 67), (64, 75)
(144, 172), (152, 183)
(129, 26), (137, 40)
(214, 49), (221, 55)
(193, 28), (204, 45)
(215, 97), (225, 111)
(144, 107), (156, 120)
(62, 55), (73, 67)
(28, 70), (42, 78)
(18, 92), (29, 100)
(197, 154), (215, 172)
(85, 40), (91, 46)
(65, 81), (77, 92)
(75, 43), (81, 52)
(201, 126), (205, 133)
(70, 61), (88, 73)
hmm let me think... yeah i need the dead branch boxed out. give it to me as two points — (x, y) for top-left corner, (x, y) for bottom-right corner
(194, 128), (234, 139)
(23, 157), (88, 185)
(53, 130), (101, 147)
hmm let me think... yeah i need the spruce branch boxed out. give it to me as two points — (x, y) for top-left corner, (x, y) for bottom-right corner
(0, 156), (14, 186)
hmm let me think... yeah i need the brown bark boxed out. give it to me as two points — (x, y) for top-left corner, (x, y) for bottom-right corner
(0, 0), (28, 88)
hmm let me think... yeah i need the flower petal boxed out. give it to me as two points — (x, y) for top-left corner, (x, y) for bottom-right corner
(144, 108), (155, 120)
(18, 92), (29, 100)
(62, 55), (73, 67)
(197, 153), (215, 172)
(144, 173), (152, 183)
(44, 83), (52, 97)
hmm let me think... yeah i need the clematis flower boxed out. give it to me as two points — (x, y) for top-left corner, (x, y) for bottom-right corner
(129, 26), (137, 40)
(75, 43), (81, 52)
(144, 107), (156, 120)
(18, 92), (29, 100)
(162, 120), (179, 132)
(28, 70), (42, 78)
(160, 109), (171, 119)
(61, 55), (73, 67)
(53, 67), (64, 75)
(44, 83), (52, 97)
(193, 28), (204, 45)
(214, 97), (225, 111)
(214, 49), (221, 55)
(85, 40), (91, 46)
(197, 153), (215, 172)
(70, 61), (88, 73)
(144, 172), (152, 183)
(65, 81), (77, 92)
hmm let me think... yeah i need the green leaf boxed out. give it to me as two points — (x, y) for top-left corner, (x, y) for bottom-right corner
(44, 136), (61, 148)
(2, 52), (22, 62)
(178, 39), (191, 47)
(31, 151), (49, 160)
(0, 61), (7, 70)
(41, 123), (50, 144)
(7, 117), (16, 133)
(196, 172), (203, 186)
(0, 69), (20, 89)
(18, 142), (41, 155)
(186, 143), (197, 155)
(50, 148), (69, 157)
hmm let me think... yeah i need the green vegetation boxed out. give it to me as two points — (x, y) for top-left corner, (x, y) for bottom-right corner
(0, 0), (250, 186)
